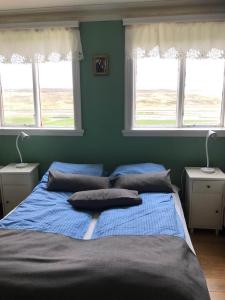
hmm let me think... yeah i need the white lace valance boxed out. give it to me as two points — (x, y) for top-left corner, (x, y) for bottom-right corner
(125, 21), (225, 59)
(0, 27), (83, 63)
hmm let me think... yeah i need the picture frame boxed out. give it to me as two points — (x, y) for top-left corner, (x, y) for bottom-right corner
(93, 55), (109, 75)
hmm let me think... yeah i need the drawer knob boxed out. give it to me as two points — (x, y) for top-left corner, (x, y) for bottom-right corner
(6, 201), (9, 204)
(215, 210), (219, 214)
(207, 185), (211, 189)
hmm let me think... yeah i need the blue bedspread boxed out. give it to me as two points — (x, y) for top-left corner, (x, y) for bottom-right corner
(0, 181), (184, 241)
(0, 181), (92, 239)
(0, 161), (105, 239)
(92, 193), (184, 239)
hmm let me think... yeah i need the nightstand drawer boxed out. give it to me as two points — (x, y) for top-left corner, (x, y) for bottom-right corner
(0, 163), (39, 216)
(1, 174), (28, 185)
(192, 181), (224, 193)
(2, 185), (29, 215)
(190, 194), (222, 229)
(3, 199), (19, 216)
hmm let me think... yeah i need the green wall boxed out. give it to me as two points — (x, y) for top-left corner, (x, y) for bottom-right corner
(0, 21), (225, 188)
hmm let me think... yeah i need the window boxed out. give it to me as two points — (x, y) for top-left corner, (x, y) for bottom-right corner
(133, 55), (225, 129)
(0, 61), (75, 129)
(135, 57), (179, 128)
(0, 24), (83, 135)
(0, 63), (35, 126)
(183, 58), (224, 127)
(38, 61), (74, 128)
(124, 19), (225, 136)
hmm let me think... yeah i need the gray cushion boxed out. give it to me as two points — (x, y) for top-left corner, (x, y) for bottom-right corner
(110, 170), (173, 193)
(47, 169), (109, 192)
(68, 188), (142, 210)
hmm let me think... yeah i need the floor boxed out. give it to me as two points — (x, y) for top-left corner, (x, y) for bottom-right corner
(191, 230), (225, 300)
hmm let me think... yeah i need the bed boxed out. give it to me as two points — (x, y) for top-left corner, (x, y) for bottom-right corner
(0, 162), (210, 300)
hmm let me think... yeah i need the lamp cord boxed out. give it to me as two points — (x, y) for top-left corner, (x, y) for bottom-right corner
(206, 135), (209, 168)
(16, 135), (23, 164)
(180, 168), (186, 202)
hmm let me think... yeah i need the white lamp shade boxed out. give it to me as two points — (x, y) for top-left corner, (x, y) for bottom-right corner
(20, 131), (29, 139)
(207, 130), (216, 138)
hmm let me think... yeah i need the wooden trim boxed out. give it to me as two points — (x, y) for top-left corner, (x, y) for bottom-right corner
(32, 63), (41, 127)
(0, 73), (4, 127)
(122, 128), (225, 137)
(0, 3), (224, 23)
(177, 58), (186, 128)
(123, 13), (225, 25)
(72, 59), (83, 131)
(0, 128), (84, 136)
(124, 57), (134, 131)
(220, 62), (225, 127)
(0, 20), (79, 29)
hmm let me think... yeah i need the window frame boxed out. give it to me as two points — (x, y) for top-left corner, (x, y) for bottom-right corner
(122, 13), (225, 137)
(123, 15), (225, 137)
(0, 21), (84, 136)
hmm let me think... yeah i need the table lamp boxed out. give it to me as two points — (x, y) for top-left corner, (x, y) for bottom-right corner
(16, 131), (29, 168)
(201, 130), (217, 173)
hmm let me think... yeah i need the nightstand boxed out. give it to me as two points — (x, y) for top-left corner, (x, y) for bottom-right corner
(185, 167), (225, 234)
(0, 163), (39, 216)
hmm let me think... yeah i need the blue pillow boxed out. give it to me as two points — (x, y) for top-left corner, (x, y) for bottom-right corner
(40, 161), (104, 185)
(48, 161), (104, 176)
(110, 163), (165, 177)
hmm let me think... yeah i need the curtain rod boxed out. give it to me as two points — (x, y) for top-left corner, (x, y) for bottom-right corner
(0, 20), (79, 29)
(123, 13), (225, 25)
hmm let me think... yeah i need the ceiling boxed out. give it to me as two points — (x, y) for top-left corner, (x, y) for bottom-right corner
(0, 0), (223, 14)
(0, 0), (160, 11)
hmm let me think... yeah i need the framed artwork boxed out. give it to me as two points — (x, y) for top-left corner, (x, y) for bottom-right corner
(93, 55), (109, 75)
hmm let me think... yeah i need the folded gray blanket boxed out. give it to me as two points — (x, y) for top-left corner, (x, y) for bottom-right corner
(0, 229), (210, 300)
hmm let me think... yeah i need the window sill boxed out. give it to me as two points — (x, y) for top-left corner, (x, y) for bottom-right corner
(0, 128), (84, 136)
(122, 128), (225, 137)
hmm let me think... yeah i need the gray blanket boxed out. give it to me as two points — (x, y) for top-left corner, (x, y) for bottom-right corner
(0, 229), (210, 300)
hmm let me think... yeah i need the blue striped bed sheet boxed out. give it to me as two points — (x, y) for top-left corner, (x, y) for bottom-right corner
(0, 182), (92, 239)
(92, 192), (185, 239)
(0, 183), (184, 241)
(0, 161), (105, 239)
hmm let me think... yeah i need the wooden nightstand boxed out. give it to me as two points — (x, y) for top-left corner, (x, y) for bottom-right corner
(0, 163), (39, 216)
(185, 167), (225, 234)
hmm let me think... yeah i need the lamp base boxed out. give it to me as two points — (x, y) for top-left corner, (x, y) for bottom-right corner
(201, 167), (216, 174)
(16, 163), (28, 168)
